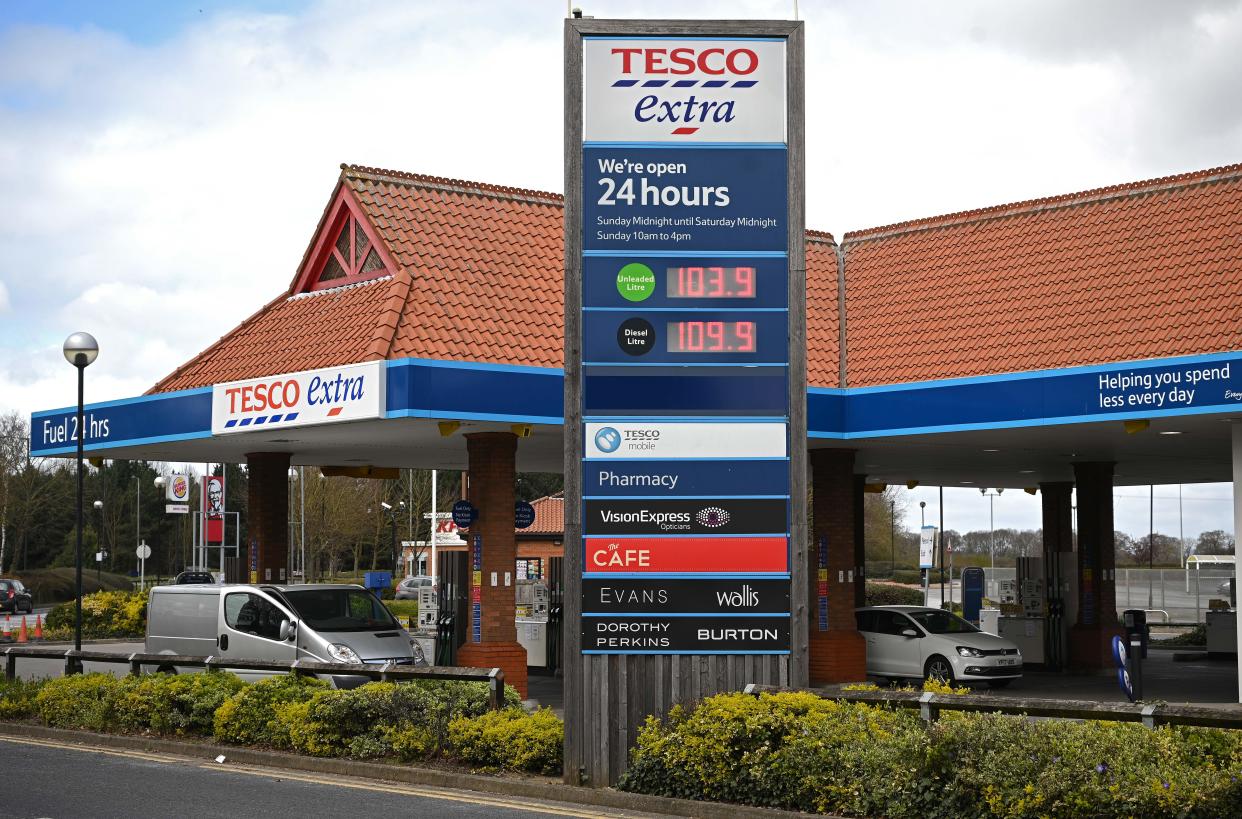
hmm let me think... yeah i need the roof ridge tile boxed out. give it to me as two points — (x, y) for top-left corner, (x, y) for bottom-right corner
(341, 164), (565, 207)
(843, 162), (1242, 244)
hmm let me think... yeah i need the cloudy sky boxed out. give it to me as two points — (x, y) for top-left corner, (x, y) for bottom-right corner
(1, 0), (1239, 539)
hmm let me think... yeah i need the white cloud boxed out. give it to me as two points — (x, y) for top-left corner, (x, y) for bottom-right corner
(0, 1), (1238, 538)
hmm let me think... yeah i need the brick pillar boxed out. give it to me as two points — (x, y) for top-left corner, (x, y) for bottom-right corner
(456, 432), (527, 698)
(245, 452), (289, 584)
(808, 449), (867, 684)
(1069, 462), (1123, 670)
(853, 474), (867, 608)
(1040, 482), (1074, 556)
(1041, 481), (1074, 670)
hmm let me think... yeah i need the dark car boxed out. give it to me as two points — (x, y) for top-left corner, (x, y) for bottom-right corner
(173, 570), (217, 585)
(0, 579), (34, 614)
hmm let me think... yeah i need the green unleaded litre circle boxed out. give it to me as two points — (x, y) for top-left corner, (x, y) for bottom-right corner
(616, 263), (656, 302)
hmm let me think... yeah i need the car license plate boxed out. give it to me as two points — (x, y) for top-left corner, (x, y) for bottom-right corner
(998, 658), (1016, 666)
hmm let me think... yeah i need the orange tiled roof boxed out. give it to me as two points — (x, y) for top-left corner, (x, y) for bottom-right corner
(152, 160), (1241, 396)
(841, 163), (1242, 386)
(520, 494), (564, 536)
(152, 164), (839, 393)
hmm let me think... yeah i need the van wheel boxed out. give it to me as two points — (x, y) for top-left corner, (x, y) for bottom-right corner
(156, 664), (177, 675)
(924, 656), (955, 685)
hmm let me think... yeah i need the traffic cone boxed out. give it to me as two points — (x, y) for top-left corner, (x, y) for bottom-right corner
(2, 615), (10, 639)
(17, 616), (28, 643)
(34, 615), (43, 640)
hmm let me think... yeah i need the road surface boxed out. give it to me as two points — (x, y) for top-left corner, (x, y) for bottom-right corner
(0, 734), (660, 819)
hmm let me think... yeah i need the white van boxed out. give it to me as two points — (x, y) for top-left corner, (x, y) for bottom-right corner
(146, 583), (427, 686)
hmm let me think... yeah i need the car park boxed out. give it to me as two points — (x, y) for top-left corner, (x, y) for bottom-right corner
(146, 583), (427, 686)
(855, 605), (1023, 688)
(394, 575), (434, 600)
(0, 578), (34, 614)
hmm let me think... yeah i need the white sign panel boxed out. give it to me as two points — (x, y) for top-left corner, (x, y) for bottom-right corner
(585, 422), (786, 459)
(919, 526), (938, 569)
(166, 504), (189, 514)
(166, 473), (190, 502)
(212, 361), (384, 435)
(583, 38), (787, 143)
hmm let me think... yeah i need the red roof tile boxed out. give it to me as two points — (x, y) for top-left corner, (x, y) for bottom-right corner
(151, 160), (1239, 397)
(841, 163), (1242, 387)
(151, 164), (839, 392)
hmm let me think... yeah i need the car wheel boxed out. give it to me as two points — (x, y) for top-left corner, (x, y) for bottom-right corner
(986, 679), (1012, 689)
(156, 664), (178, 675)
(924, 655), (955, 685)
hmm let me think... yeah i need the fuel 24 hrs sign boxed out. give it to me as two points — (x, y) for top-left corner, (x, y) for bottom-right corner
(579, 36), (793, 655)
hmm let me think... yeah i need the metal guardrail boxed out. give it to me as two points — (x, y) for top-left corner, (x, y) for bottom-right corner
(3, 647), (506, 711)
(743, 684), (1242, 731)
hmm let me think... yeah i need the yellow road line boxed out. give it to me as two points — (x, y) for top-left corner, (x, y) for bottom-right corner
(0, 734), (187, 765)
(0, 735), (648, 818)
(211, 764), (635, 817)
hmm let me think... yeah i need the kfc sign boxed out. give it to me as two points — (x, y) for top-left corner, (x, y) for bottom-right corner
(583, 38), (786, 142)
(211, 362), (384, 435)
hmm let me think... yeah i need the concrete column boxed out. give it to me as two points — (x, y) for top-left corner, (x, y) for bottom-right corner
(455, 432), (527, 697)
(808, 449), (867, 684)
(245, 452), (290, 584)
(1069, 462), (1123, 670)
(1233, 424), (1242, 702)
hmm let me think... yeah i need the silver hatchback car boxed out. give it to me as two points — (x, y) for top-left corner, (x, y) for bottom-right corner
(855, 605), (1023, 688)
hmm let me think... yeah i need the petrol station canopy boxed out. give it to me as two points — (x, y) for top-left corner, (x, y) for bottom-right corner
(31, 162), (1242, 486)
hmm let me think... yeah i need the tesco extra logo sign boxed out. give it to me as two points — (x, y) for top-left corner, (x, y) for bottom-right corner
(584, 38), (786, 143)
(211, 362), (384, 435)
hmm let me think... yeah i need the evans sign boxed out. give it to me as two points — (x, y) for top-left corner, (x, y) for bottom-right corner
(583, 38), (786, 142)
(211, 362), (384, 435)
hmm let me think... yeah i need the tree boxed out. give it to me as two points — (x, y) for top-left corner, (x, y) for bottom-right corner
(1196, 530), (1235, 556)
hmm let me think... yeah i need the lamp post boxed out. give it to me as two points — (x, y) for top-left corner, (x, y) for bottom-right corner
(889, 498), (896, 575)
(64, 331), (99, 656)
(919, 500), (926, 528)
(154, 476), (167, 584)
(92, 500), (106, 582)
(980, 487), (1004, 574)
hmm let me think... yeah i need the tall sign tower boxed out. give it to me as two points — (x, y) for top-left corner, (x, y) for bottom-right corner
(564, 18), (806, 785)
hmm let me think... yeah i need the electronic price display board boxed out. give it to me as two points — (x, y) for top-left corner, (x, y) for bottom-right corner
(575, 33), (798, 655)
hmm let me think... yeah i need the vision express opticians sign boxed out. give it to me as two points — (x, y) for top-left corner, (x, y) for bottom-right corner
(583, 578), (790, 614)
(584, 498), (786, 536)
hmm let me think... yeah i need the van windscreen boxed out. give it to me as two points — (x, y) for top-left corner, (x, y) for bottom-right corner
(279, 589), (398, 632)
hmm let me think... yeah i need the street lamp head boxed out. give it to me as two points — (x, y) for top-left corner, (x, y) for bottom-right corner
(919, 501), (926, 509)
(996, 488), (1005, 495)
(380, 501), (393, 511)
(288, 467), (298, 480)
(92, 500), (103, 510)
(153, 476), (166, 488)
(62, 332), (100, 368)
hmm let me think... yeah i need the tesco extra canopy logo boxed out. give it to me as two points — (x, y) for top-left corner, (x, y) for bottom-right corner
(211, 362), (384, 435)
(584, 38), (787, 143)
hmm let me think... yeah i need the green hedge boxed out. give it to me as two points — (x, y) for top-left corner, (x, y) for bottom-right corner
(618, 692), (1242, 818)
(449, 707), (563, 775)
(43, 590), (149, 640)
(864, 582), (924, 607)
(3, 670), (546, 774)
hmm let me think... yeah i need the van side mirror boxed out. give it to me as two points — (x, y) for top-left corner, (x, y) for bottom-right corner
(279, 619), (298, 641)
(901, 628), (920, 638)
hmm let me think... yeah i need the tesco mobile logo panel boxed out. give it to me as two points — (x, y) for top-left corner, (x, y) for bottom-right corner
(583, 38), (787, 143)
(211, 362), (384, 435)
